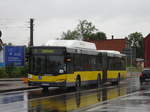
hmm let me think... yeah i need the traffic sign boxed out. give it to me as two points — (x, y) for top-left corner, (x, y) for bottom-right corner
(5, 46), (25, 66)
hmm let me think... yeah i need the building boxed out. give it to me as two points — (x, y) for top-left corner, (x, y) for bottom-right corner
(88, 38), (128, 52)
(144, 34), (150, 68)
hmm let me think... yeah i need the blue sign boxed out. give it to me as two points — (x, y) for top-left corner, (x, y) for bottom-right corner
(5, 46), (25, 66)
(0, 63), (5, 67)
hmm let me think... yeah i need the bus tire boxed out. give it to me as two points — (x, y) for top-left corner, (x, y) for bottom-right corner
(75, 76), (81, 91)
(97, 74), (102, 88)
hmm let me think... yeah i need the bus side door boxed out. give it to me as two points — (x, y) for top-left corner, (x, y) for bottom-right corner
(102, 53), (108, 83)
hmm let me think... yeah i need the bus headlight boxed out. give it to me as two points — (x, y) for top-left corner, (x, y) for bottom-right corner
(59, 69), (64, 74)
(28, 74), (32, 79)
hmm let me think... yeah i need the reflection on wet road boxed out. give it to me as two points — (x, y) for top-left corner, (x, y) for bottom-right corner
(29, 86), (128, 112)
(0, 76), (149, 112)
(86, 87), (150, 112)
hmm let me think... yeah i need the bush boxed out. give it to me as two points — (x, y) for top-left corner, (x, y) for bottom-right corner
(0, 65), (28, 78)
(0, 68), (8, 78)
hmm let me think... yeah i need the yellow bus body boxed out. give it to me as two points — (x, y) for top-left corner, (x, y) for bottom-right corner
(107, 70), (127, 80)
(28, 70), (126, 86)
(28, 71), (103, 84)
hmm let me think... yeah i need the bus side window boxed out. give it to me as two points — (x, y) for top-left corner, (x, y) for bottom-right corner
(73, 54), (81, 71)
(66, 53), (73, 73)
(82, 54), (88, 71)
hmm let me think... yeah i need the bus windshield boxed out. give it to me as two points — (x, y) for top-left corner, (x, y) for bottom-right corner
(31, 55), (65, 75)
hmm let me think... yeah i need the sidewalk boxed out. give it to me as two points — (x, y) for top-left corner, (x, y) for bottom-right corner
(0, 79), (38, 93)
(127, 71), (140, 78)
(0, 78), (21, 81)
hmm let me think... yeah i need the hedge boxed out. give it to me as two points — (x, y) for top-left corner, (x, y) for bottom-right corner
(0, 65), (28, 78)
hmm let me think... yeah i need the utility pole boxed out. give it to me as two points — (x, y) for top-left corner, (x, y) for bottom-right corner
(0, 30), (3, 51)
(28, 19), (34, 73)
(30, 18), (34, 47)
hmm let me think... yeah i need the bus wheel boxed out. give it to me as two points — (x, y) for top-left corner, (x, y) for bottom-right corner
(97, 74), (102, 88)
(76, 76), (81, 91)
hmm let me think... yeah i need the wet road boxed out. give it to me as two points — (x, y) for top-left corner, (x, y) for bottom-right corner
(85, 89), (150, 112)
(0, 75), (149, 112)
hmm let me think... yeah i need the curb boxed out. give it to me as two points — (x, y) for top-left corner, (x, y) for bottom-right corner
(0, 78), (22, 81)
(0, 86), (39, 93)
(0, 79), (21, 81)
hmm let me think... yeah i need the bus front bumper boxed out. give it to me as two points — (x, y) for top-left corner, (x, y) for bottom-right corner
(28, 81), (66, 87)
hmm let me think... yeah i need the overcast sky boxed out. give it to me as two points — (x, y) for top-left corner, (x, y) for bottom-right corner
(0, 0), (150, 45)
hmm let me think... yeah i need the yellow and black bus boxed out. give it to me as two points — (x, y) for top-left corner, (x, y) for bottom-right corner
(99, 50), (127, 85)
(28, 40), (126, 89)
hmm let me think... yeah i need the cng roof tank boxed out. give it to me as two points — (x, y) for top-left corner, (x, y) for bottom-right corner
(98, 50), (125, 57)
(45, 40), (96, 50)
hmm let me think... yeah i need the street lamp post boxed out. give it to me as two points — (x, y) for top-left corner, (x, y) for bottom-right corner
(0, 30), (3, 51)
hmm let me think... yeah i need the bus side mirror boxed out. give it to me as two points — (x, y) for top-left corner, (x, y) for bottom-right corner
(65, 54), (71, 62)
(65, 57), (71, 62)
(65, 53), (71, 62)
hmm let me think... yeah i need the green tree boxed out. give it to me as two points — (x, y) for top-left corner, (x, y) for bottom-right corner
(127, 32), (144, 58)
(3, 42), (13, 46)
(76, 20), (98, 40)
(61, 30), (80, 40)
(88, 32), (107, 40)
(61, 20), (102, 40)
(8, 43), (13, 46)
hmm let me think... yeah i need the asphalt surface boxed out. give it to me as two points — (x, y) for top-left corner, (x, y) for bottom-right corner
(0, 74), (149, 112)
(84, 89), (150, 112)
(0, 81), (38, 92)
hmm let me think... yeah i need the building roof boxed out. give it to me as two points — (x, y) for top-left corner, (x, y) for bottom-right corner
(145, 33), (150, 39)
(87, 39), (127, 52)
